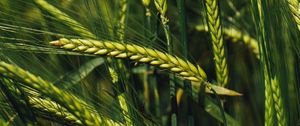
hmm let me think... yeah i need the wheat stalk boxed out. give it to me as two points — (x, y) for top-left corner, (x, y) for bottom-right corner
(196, 25), (259, 59)
(117, 0), (128, 43)
(49, 38), (242, 96)
(154, 0), (178, 123)
(204, 0), (229, 87)
(256, 1), (275, 125)
(287, 0), (300, 31)
(0, 61), (124, 126)
(257, 0), (287, 125)
(116, 1), (134, 125)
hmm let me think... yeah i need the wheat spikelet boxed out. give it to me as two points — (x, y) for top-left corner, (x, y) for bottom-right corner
(49, 38), (242, 96)
(196, 25), (259, 59)
(204, 0), (229, 87)
(287, 0), (300, 31)
(0, 61), (123, 126)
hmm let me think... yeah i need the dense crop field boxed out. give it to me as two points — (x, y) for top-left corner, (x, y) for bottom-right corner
(0, 0), (299, 126)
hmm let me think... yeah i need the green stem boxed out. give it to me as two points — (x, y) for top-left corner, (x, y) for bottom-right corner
(176, 0), (193, 125)
(162, 15), (177, 126)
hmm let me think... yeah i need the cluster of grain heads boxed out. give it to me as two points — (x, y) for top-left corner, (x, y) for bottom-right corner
(34, 1), (132, 124)
(0, 61), (123, 126)
(49, 38), (242, 96)
(3, 80), (83, 125)
(204, 0), (229, 87)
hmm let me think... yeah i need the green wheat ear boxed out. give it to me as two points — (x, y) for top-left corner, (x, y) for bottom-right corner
(270, 77), (287, 126)
(264, 68), (275, 126)
(29, 97), (82, 125)
(49, 38), (242, 96)
(204, 0), (229, 87)
(4, 79), (83, 125)
(0, 61), (123, 126)
(51, 38), (207, 82)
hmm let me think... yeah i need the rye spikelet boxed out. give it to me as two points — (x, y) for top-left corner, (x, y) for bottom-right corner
(0, 61), (115, 126)
(287, 0), (300, 31)
(204, 0), (229, 87)
(49, 38), (242, 96)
